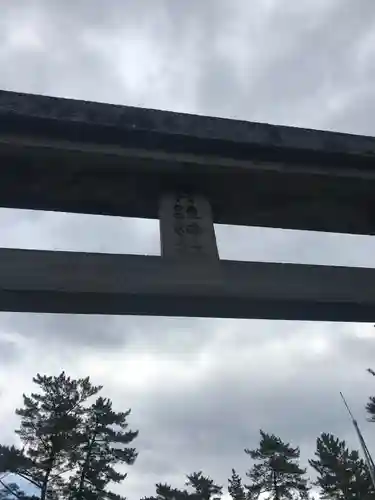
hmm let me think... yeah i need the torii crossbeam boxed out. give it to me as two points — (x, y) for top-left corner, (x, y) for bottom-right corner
(1, 89), (375, 321)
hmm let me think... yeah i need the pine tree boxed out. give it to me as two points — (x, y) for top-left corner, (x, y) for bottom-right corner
(0, 372), (100, 498)
(366, 367), (375, 421)
(186, 472), (222, 500)
(245, 430), (309, 500)
(228, 469), (246, 500)
(67, 397), (138, 500)
(145, 472), (222, 500)
(0, 372), (138, 499)
(309, 432), (375, 499)
(143, 483), (192, 500)
(366, 395), (375, 421)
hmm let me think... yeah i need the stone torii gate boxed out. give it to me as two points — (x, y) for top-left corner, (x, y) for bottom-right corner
(1, 89), (375, 322)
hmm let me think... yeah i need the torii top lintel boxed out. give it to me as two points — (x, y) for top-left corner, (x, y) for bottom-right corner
(1, 89), (375, 235)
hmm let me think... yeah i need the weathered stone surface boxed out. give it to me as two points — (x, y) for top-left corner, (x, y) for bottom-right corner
(159, 192), (219, 260)
(0, 249), (375, 321)
(1, 89), (375, 234)
(1, 89), (375, 162)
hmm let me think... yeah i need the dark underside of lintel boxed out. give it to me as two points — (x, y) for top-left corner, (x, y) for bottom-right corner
(1, 89), (375, 235)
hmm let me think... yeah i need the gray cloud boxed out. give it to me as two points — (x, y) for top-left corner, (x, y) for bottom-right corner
(1, 1), (375, 498)
(107, 323), (375, 495)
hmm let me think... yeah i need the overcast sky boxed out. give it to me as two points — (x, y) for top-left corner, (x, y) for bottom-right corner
(2, 1), (375, 498)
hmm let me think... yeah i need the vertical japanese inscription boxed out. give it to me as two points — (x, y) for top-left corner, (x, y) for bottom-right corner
(159, 192), (219, 260)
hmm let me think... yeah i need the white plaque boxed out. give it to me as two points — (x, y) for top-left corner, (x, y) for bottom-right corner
(159, 192), (219, 261)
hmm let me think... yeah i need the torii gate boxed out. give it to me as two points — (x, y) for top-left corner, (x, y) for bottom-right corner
(1, 89), (375, 322)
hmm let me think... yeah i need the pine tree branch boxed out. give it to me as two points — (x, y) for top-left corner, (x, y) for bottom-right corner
(49, 464), (77, 479)
(22, 421), (50, 454)
(12, 471), (40, 490)
(0, 478), (23, 500)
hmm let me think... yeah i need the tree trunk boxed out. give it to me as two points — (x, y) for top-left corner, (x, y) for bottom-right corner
(273, 471), (279, 500)
(76, 452), (91, 499)
(40, 452), (55, 500)
(76, 430), (97, 500)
